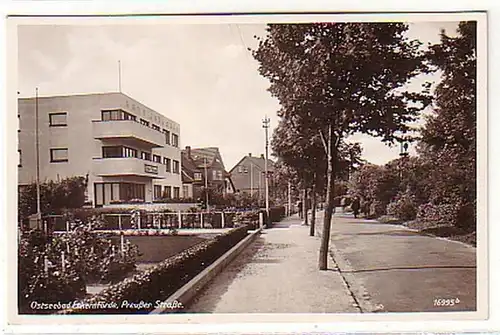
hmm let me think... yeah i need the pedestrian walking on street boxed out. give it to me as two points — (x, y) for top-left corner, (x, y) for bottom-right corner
(297, 201), (303, 219)
(351, 196), (361, 219)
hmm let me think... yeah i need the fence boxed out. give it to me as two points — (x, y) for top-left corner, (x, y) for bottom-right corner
(47, 211), (241, 232)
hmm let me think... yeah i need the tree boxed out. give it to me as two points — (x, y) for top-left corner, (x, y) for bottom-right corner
(420, 21), (476, 230)
(272, 115), (327, 233)
(253, 23), (431, 269)
(18, 176), (88, 222)
(272, 160), (300, 206)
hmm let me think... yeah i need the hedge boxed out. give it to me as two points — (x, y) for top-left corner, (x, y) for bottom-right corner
(58, 225), (251, 314)
(266, 206), (286, 227)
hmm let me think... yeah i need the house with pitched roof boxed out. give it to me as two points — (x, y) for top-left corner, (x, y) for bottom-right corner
(181, 146), (235, 201)
(229, 153), (275, 202)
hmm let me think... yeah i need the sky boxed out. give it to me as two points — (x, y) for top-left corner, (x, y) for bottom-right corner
(17, 20), (459, 170)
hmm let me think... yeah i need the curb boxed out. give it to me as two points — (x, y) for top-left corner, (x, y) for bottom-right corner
(149, 227), (263, 314)
(315, 219), (383, 314)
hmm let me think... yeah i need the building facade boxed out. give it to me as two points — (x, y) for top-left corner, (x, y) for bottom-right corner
(230, 153), (275, 202)
(18, 92), (183, 207)
(181, 146), (235, 201)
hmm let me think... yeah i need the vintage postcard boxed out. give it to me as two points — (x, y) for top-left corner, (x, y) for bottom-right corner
(4, 10), (488, 332)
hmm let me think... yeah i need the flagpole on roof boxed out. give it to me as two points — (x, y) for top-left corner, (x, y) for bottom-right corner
(35, 87), (42, 229)
(118, 60), (122, 93)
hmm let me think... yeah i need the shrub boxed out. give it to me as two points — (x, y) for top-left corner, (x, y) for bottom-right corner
(152, 197), (195, 204)
(386, 193), (417, 221)
(59, 225), (251, 314)
(369, 200), (386, 218)
(18, 230), (86, 314)
(18, 176), (88, 223)
(417, 201), (475, 232)
(417, 202), (460, 227)
(269, 206), (286, 224)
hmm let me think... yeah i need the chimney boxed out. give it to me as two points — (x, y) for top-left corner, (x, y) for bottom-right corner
(186, 146), (191, 158)
(248, 153), (252, 157)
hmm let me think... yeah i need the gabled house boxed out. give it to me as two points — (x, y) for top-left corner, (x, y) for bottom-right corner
(229, 153), (276, 202)
(181, 146), (235, 201)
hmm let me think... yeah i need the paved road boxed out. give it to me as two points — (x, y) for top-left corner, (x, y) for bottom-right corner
(185, 216), (359, 313)
(317, 211), (477, 313)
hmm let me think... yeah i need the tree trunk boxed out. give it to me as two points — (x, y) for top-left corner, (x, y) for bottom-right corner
(302, 187), (309, 226)
(309, 180), (317, 237)
(319, 123), (337, 270)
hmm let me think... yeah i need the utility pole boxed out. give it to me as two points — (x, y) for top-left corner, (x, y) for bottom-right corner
(250, 161), (253, 198)
(35, 87), (41, 228)
(258, 170), (262, 205)
(204, 157), (209, 211)
(262, 116), (270, 224)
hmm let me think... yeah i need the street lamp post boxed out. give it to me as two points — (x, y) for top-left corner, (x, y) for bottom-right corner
(399, 138), (409, 180)
(262, 116), (270, 225)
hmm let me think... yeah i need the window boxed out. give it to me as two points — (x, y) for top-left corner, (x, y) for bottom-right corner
(163, 129), (171, 145)
(172, 133), (179, 147)
(18, 150), (22, 167)
(49, 112), (67, 127)
(152, 124), (160, 132)
(183, 185), (189, 198)
(141, 151), (151, 161)
(163, 186), (172, 198)
(154, 185), (162, 200)
(211, 170), (223, 180)
(164, 157), (171, 172)
(194, 172), (202, 181)
(140, 119), (150, 127)
(102, 146), (122, 158)
(238, 166), (243, 173)
(173, 160), (180, 174)
(119, 183), (145, 201)
(153, 155), (161, 163)
(173, 187), (180, 199)
(101, 109), (135, 121)
(50, 148), (68, 162)
(123, 112), (136, 121)
(123, 147), (138, 158)
(101, 110), (121, 121)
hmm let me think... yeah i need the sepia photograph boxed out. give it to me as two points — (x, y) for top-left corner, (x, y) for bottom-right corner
(6, 11), (487, 327)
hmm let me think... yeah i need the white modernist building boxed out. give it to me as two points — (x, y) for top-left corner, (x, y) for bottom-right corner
(18, 92), (183, 207)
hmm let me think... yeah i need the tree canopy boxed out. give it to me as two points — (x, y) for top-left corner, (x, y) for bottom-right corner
(253, 22), (432, 269)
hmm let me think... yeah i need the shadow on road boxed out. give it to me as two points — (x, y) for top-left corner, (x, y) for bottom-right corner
(342, 264), (476, 274)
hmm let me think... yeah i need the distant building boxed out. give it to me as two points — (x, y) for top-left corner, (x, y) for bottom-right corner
(181, 146), (235, 200)
(18, 92), (183, 207)
(229, 153), (275, 201)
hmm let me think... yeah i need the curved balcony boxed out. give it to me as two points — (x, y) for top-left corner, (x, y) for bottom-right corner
(93, 157), (165, 179)
(92, 120), (164, 148)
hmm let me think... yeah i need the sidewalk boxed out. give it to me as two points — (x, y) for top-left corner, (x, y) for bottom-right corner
(185, 215), (360, 313)
(317, 210), (477, 313)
